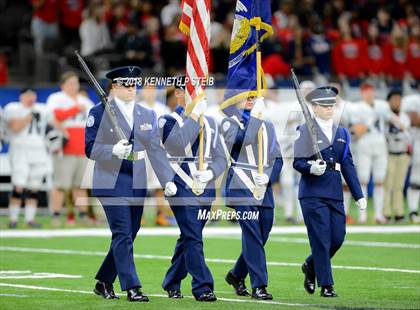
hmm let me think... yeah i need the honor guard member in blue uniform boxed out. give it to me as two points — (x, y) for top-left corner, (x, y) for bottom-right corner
(293, 86), (367, 297)
(159, 77), (228, 302)
(85, 66), (177, 302)
(221, 96), (283, 300)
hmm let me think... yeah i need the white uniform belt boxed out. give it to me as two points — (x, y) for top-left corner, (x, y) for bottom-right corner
(230, 162), (259, 171)
(326, 161), (341, 172)
(168, 156), (212, 164)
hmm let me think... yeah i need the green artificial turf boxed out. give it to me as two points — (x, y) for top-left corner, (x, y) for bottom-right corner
(0, 231), (419, 309)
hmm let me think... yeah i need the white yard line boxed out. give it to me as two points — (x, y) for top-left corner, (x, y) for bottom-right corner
(0, 270), (82, 279)
(219, 236), (420, 249)
(1, 246), (419, 274)
(0, 283), (313, 307)
(1, 225), (419, 238)
(0, 283), (91, 295)
(0, 274), (82, 279)
(0, 293), (29, 298)
(1, 228), (419, 250)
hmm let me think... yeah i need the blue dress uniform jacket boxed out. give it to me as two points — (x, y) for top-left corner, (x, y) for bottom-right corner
(159, 106), (228, 204)
(221, 110), (283, 289)
(85, 99), (173, 292)
(293, 119), (363, 287)
(159, 106), (227, 297)
(222, 114), (283, 207)
(293, 122), (363, 201)
(85, 100), (174, 201)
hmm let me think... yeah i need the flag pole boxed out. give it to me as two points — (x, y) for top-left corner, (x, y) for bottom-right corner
(256, 17), (263, 175)
(198, 1), (208, 173)
(252, 0), (265, 201)
(199, 98), (204, 171)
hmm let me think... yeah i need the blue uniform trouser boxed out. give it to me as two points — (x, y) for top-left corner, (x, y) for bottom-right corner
(95, 201), (143, 291)
(231, 205), (274, 289)
(162, 205), (214, 297)
(299, 197), (346, 287)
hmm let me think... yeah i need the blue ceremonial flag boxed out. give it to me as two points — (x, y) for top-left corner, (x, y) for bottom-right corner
(221, 0), (273, 116)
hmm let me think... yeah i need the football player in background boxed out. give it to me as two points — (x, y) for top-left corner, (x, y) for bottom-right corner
(349, 83), (392, 224)
(4, 88), (53, 228)
(402, 85), (420, 223)
(383, 89), (411, 222)
(46, 71), (93, 226)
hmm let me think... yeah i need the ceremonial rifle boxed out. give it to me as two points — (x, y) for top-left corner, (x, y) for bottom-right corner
(290, 69), (324, 161)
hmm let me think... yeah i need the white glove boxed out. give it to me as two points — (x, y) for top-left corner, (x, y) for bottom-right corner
(164, 182), (177, 196)
(112, 139), (132, 159)
(251, 97), (264, 117)
(356, 198), (367, 211)
(308, 159), (326, 176)
(255, 173), (269, 186)
(191, 97), (207, 116)
(193, 170), (214, 183)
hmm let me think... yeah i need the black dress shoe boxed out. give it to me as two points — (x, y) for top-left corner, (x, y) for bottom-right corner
(252, 287), (273, 300)
(127, 287), (149, 302)
(321, 286), (337, 297)
(93, 281), (119, 299)
(302, 262), (316, 294)
(194, 291), (217, 302)
(225, 270), (250, 296)
(167, 289), (183, 298)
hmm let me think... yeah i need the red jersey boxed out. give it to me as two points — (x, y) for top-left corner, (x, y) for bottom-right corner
(385, 43), (407, 79)
(0, 54), (8, 85)
(32, 0), (59, 24)
(46, 91), (93, 156)
(278, 28), (294, 50)
(407, 39), (420, 79)
(59, 0), (84, 29)
(262, 54), (290, 78)
(332, 38), (368, 78)
(366, 42), (388, 75)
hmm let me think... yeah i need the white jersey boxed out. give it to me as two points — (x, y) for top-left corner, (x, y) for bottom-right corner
(385, 112), (411, 154)
(401, 93), (420, 143)
(264, 99), (303, 158)
(139, 100), (169, 118)
(335, 99), (356, 128)
(3, 102), (52, 163)
(46, 91), (92, 129)
(350, 99), (393, 144)
(402, 93), (420, 184)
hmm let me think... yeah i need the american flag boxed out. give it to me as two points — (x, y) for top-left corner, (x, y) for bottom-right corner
(179, 0), (211, 105)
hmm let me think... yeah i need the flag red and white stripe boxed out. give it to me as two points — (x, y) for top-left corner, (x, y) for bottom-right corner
(179, 0), (211, 104)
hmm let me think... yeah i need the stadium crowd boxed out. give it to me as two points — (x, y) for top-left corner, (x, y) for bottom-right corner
(0, 0), (419, 228)
(0, 0), (419, 84)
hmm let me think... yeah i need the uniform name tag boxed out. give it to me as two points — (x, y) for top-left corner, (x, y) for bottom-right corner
(337, 138), (346, 143)
(140, 123), (152, 131)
